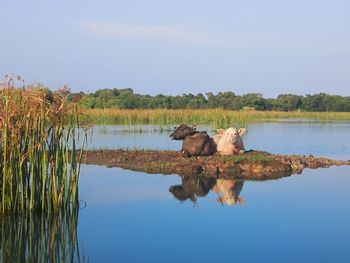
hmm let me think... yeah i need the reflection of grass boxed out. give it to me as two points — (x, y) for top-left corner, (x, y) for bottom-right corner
(217, 154), (273, 163)
(81, 108), (350, 128)
(94, 124), (174, 134)
(0, 207), (85, 262)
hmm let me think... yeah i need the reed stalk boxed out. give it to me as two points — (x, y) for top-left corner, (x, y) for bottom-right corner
(0, 76), (86, 215)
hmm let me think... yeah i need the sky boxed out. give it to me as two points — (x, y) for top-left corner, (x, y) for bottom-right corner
(1, 0), (349, 97)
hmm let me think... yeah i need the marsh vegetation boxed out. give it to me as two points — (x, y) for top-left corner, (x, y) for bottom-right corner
(81, 108), (350, 128)
(0, 77), (86, 215)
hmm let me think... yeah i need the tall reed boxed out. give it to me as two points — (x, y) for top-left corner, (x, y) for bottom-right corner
(0, 77), (86, 214)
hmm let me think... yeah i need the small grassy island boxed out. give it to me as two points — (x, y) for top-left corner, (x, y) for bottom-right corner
(80, 149), (350, 180)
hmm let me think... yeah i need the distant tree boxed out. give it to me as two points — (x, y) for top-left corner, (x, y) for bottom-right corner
(273, 94), (302, 111)
(73, 88), (350, 112)
(241, 93), (267, 110)
(170, 95), (190, 109)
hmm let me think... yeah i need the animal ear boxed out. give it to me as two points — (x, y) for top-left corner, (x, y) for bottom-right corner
(238, 128), (246, 136)
(217, 129), (225, 135)
(191, 125), (197, 130)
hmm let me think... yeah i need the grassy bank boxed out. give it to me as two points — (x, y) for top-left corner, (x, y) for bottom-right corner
(81, 108), (350, 128)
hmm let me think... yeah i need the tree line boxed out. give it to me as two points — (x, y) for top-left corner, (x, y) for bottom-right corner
(71, 88), (350, 112)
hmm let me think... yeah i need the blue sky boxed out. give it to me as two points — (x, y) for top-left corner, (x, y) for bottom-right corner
(1, 0), (349, 97)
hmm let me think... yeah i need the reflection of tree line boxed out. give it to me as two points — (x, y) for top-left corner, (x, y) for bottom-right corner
(169, 176), (245, 206)
(0, 207), (86, 262)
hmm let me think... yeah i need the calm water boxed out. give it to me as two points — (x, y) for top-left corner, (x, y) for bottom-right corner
(2, 122), (350, 262)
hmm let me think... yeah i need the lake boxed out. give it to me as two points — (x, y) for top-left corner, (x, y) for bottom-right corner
(2, 121), (350, 262)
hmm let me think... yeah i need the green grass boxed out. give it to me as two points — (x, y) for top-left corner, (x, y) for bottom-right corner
(217, 154), (274, 163)
(80, 108), (350, 128)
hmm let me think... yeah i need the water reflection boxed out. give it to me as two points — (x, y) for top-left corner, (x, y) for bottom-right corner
(214, 179), (245, 206)
(169, 176), (245, 206)
(0, 208), (85, 263)
(169, 176), (216, 202)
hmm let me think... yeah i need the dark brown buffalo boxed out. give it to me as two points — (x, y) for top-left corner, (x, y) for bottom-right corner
(170, 124), (217, 157)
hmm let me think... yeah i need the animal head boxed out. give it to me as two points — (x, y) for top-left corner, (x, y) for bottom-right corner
(170, 124), (197, 140)
(169, 185), (196, 202)
(217, 127), (246, 144)
(217, 195), (245, 206)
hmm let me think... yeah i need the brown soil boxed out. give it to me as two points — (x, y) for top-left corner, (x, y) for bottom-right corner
(80, 150), (350, 180)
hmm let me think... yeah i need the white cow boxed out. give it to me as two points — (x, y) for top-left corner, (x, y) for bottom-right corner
(214, 127), (246, 155)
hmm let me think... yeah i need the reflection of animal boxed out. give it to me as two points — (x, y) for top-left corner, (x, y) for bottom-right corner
(170, 124), (216, 157)
(169, 176), (217, 202)
(213, 179), (245, 205)
(214, 127), (246, 155)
